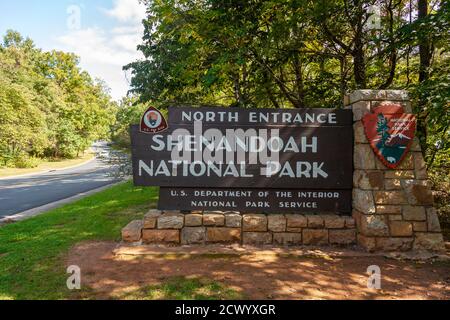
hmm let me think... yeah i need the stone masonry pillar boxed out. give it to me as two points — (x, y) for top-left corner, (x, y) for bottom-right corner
(345, 90), (445, 252)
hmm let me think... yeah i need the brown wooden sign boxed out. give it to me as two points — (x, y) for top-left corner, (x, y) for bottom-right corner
(131, 106), (353, 213)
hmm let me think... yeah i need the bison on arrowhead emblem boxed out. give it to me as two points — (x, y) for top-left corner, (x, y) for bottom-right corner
(362, 103), (417, 169)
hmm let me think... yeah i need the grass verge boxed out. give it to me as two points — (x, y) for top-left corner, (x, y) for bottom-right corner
(116, 276), (243, 300)
(0, 181), (158, 300)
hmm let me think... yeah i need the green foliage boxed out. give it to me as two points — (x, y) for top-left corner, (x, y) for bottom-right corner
(124, 0), (449, 177)
(0, 30), (116, 166)
(111, 96), (149, 149)
(125, 0), (447, 109)
(13, 155), (41, 169)
(411, 57), (450, 168)
(429, 167), (450, 239)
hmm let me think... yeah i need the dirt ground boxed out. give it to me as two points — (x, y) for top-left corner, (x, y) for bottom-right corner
(67, 242), (450, 300)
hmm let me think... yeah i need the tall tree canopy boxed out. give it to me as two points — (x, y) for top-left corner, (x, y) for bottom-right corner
(125, 0), (449, 166)
(0, 30), (116, 167)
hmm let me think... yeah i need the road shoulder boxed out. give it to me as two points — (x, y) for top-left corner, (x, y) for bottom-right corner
(0, 153), (95, 180)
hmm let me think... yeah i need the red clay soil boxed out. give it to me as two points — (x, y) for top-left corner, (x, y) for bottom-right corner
(66, 242), (450, 300)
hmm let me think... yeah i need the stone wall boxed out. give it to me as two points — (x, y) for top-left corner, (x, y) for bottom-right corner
(347, 90), (445, 252)
(122, 211), (357, 246)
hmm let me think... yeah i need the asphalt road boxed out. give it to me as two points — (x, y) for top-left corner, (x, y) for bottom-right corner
(0, 145), (120, 218)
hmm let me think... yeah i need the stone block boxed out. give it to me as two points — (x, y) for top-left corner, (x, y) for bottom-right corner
(353, 189), (376, 213)
(350, 90), (386, 104)
(354, 144), (376, 169)
(206, 228), (241, 243)
(287, 227), (303, 232)
(225, 214), (242, 228)
(384, 170), (415, 179)
(344, 216), (356, 228)
(181, 227), (205, 244)
(303, 229), (328, 245)
(142, 229), (180, 244)
(389, 221), (413, 237)
(143, 210), (162, 229)
(185, 214), (203, 227)
(203, 213), (225, 226)
(353, 122), (368, 143)
(402, 180), (434, 205)
(374, 191), (407, 205)
(307, 215), (324, 228)
(375, 237), (413, 251)
(360, 215), (389, 236)
(402, 206), (426, 221)
(412, 222), (427, 232)
(268, 215), (286, 232)
(122, 220), (143, 242)
(427, 208), (441, 232)
(413, 233), (445, 251)
(397, 153), (414, 170)
(354, 170), (384, 190)
(158, 213), (184, 229)
(286, 214), (307, 228)
(352, 101), (371, 121)
(352, 209), (363, 230)
(243, 232), (272, 245)
(329, 229), (356, 245)
(385, 90), (409, 101)
(357, 234), (376, 252)
(323, 215), (345, 229)
(273, 233), (302, 246)
(388, 215), (403, 221)
(243, 214), (267, 232)
(413, 152), (428, 179)
(411, 138), (422, 151)
(376, 205), (402, 214)
(384, 179), (401, 190)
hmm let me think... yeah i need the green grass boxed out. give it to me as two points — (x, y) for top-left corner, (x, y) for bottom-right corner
(125, 277), (242, 300)
(0, 181), (158, 300)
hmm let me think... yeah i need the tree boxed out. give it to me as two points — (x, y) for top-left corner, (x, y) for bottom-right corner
(125, 0), (448, 163)
(0, 31), (116, 167)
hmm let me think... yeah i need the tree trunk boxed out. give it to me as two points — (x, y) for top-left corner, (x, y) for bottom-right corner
(417, 0), (432, 153)
(418, 0), (431, 83)
(293, 53), (305, 108)
(353, 11), (367, 89)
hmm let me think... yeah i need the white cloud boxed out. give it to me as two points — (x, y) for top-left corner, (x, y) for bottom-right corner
(105, 0), (147, 24)
(53, 0), (147, 101)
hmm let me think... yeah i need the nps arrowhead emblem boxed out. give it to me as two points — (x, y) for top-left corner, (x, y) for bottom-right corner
(140, 106), (168, 134)
(362, 103), (417, 169)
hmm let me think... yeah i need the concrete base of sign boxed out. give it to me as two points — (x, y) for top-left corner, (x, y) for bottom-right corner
(122, 211), (357, 246)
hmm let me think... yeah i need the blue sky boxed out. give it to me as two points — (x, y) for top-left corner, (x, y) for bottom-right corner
(0, 0), (147, 100)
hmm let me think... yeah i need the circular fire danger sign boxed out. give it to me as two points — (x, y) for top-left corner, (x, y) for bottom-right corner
(140, 106), (168, 134)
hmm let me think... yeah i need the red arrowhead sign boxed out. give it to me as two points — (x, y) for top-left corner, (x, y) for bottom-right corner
(140, 106), (168, 134)
(362, 103), (416, 169)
